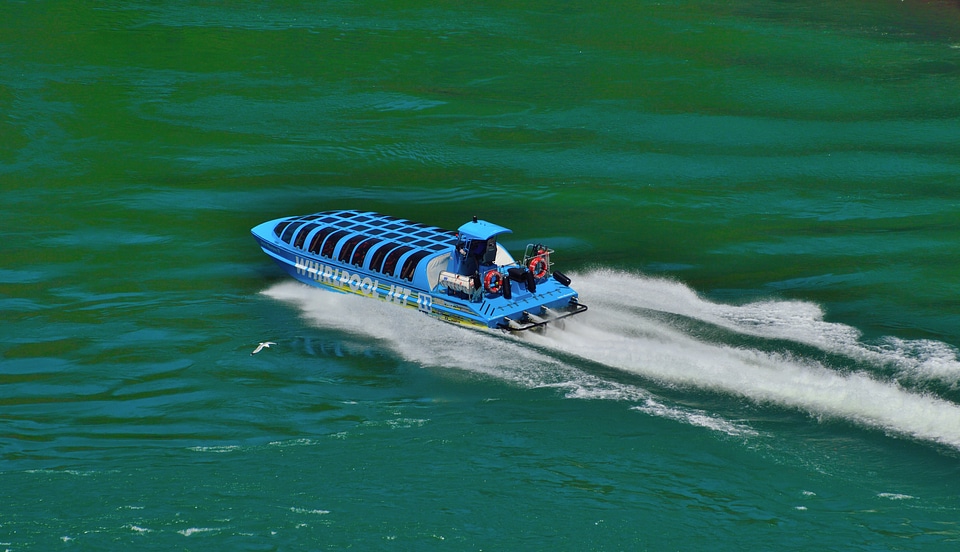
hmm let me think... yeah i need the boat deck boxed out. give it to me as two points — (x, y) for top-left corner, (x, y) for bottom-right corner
(266, 210), (456, 286)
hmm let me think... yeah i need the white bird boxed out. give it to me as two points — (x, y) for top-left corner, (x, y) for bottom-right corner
(251, 341), (276, 355)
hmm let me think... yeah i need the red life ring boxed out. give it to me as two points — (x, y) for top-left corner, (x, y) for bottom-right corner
(528, 256), (548, 279)
(483, 270), (503, 293)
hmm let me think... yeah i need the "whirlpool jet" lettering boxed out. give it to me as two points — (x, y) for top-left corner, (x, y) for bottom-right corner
(294, 257), (432, 313)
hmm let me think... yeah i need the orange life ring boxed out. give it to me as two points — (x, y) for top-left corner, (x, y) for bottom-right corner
(528, 256), (548, 279)
(483, 270), (503, 294)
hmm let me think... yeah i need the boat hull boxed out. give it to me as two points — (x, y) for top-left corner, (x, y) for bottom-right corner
(252, 211), (586, 331)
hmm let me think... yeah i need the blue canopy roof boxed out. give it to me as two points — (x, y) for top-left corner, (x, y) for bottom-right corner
(457, 219), (512, 241)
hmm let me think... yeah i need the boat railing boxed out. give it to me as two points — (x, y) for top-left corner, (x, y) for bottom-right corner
(521, 243), (553, 280)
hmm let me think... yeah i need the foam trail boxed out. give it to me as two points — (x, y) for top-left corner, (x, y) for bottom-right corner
(263, 282), (569, 388)
(263, 276), (960, 449)
(532, 271), (960, 449)
(576, 269), (960, 385)
(262, 282), (755, 436)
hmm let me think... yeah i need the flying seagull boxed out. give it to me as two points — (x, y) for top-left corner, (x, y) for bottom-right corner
(251, 341), (276, 355)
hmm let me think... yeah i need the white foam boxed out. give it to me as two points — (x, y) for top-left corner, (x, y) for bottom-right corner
(632, 398), (759, 437)
(265, 282), (575, 388)
(877, 493), (916, 500)
(545, 271), (960, 448)
(576, 268), (960, 385)
(290, 507), (331, 515)
(263, 282), (750, 437)
(264, 274), (960, 450)
(188, 445), (240, 453)
(178, 527), (220, 537)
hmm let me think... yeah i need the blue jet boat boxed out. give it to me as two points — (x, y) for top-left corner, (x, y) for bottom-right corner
(251, 210), (587, 332)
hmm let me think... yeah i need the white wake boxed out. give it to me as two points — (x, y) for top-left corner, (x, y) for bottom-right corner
(263, 269), (960, 449)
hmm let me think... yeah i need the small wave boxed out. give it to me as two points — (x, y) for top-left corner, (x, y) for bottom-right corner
(632, 399), (759, 437)
(877, 493), (916, 501)
(290, 507), (331, 515)
(178, 527), (221, 537)
(373, 95), (446, 112)
(187, 445), (240, 453)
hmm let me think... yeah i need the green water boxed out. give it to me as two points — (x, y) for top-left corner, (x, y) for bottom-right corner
(3, 0), (960, 549)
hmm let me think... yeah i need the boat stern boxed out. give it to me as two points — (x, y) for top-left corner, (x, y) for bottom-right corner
(472, 271), (587, 332)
